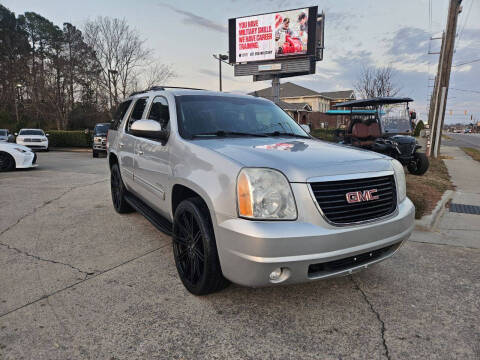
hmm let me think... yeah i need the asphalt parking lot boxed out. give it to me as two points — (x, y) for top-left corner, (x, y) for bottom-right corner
(1, 151), (479, 359)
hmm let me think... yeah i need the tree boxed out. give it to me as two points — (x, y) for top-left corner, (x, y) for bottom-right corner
(83, 17), (175, 109)
(354, 65), (401, 99)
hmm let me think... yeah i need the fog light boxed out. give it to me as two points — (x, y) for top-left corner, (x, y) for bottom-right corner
(269, 268), (283, 281)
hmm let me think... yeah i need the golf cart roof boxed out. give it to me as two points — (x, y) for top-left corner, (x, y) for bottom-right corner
(333, 97), (414, 108)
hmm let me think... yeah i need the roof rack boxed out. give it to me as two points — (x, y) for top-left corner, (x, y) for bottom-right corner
(149, 86), (206, 91)
(127, 86), (207, 98)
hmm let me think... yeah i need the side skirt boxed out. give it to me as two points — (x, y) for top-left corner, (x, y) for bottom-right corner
(124, 192), (173, 236)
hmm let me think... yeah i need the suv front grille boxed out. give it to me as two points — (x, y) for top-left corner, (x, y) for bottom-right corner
(310, 175), (397, 224)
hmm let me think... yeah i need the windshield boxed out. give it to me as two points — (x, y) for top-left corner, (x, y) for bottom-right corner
(175, 95), (309, 139)
(379, 104), (412, 134)
(19, 129), (44, 136)
(0, 130), (7, 136)
(94, 124), (110, 135)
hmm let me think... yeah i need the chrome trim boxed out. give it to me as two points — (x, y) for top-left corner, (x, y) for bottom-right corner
(307, 172), (398, 227)
(307, 170), (394, 183)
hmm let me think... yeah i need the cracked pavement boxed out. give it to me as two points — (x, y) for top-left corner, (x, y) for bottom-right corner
(0, 151), (479, 359)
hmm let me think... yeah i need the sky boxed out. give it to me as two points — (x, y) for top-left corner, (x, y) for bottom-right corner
(3, 0), (480, 124)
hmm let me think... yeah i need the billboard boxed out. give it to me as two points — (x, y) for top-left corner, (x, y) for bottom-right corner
(229, 7), (318, 64)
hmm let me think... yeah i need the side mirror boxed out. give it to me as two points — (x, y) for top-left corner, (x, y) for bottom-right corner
(46, 133), (49, 137)
(300, 124), (311, 134)
(130, 119), (167, 140)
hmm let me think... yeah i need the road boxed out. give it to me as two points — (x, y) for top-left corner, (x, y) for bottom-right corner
(443, 132), (480, 149)
(0, 151), (479, 359)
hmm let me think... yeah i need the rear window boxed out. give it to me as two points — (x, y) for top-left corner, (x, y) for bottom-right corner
(110, 100), (132, 130)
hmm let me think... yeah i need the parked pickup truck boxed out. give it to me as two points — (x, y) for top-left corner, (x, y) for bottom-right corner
(107, 87), (415, 295)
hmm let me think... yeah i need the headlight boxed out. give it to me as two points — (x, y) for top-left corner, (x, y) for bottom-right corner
(14, 147), (27, 153)
(391, 159), (406, 203)
(236, 168), (297, 220)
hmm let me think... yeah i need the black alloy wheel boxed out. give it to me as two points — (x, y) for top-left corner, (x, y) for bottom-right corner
(173, 198), (229, 295)
(110, 163), (133, 213)
(0, 152), (15, 172)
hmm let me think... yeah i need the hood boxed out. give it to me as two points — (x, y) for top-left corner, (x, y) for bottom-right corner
(0, 142), (31, 152)
(194, 137), (393, 182)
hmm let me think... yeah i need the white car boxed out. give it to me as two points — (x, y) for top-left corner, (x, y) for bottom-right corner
(0, 142), (37, 172)
(16, 128), (49, 151)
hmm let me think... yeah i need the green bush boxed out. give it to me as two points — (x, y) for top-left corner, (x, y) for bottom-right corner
(47, 130), (92, 147)
(311, 128), (337, 142)
(414, 120), (425, 137)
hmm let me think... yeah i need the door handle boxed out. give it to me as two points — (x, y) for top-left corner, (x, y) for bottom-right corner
(137, 150), (144, 155)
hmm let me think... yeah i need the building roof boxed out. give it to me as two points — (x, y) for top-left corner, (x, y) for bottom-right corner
(249, 82), (325, 99)
(277, 101), (312, 111)
(249, 82), (355, 101)
(318, 90), (355, 100)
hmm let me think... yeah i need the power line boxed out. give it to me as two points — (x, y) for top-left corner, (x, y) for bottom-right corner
(453, 58), (480, 67)
(450, 87), (480, 94)
(456, 0), (473, 48)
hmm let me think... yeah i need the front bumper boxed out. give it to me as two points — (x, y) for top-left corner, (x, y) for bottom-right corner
(15, 151), (37, 169)
(16, 140), (48, 150)
(93, 137), (107, 151)
(214, 183), (415, 287)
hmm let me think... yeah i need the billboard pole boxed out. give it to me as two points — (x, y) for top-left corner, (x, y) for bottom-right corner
(272, 76), (280, 104)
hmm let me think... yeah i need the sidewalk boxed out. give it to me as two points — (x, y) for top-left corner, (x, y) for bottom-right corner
(419, 145), (480, 248)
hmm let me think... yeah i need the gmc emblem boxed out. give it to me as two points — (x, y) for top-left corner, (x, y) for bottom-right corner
(346, 189), (379, 204)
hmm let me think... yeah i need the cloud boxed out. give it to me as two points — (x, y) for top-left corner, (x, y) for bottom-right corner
(199, 68), (233, 80)
(158, 3), (227, 33)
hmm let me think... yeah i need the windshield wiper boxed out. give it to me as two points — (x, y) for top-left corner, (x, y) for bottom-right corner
(263, 131), (310, 139)
(191, 131), (268, 138)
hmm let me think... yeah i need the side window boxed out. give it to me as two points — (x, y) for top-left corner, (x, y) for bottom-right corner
(148, 96), (170, 129)
(126, 97), (148, 132)
(110, 100), (132, 130)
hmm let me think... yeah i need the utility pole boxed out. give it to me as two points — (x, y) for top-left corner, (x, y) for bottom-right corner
(429, 0), (462, 157)
(213, 54), (229, 92)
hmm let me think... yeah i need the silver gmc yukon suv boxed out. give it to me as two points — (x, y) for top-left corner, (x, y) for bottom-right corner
(107, 87), (415, 295)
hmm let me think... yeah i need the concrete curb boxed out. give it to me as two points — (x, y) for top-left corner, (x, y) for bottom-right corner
(415, 190), (454, 231)
(50, 147), (91, 153)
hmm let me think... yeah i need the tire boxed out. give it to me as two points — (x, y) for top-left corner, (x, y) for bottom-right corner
(0, 151), (15, 172)
(407, 152), (429, 175)
(92, 150), (98, 158)
(110, 163), (134, 213)
(172, 197), (229, 295)
(45, 147), (49, 152)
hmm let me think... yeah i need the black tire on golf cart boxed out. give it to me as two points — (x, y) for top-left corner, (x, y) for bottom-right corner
(407, 152), (429, 176)
(172, 197), (230, 295)
(110, 163), (134, 213)
(0, 151), (15, 172)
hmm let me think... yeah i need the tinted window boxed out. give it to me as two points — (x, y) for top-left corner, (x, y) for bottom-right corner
(175, 95), (308, 139)
(126, 98), (148, 131)
(111, 100), (132, 130)
(19, 129), (44, 136)
(94, 124), (110, 135)
(148, 96), (170, 129)
(0, 130), (7, 136)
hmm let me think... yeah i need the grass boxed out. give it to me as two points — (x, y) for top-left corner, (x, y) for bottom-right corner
(442, 134), (453, 141)
(461, 147), (480, 162)
(406, 156), (453, 219)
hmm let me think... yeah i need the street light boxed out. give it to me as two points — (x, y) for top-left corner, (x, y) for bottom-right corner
(108, 69), (118, 109)
(213, 54), (229, 92)
(14, 84), (23, 125)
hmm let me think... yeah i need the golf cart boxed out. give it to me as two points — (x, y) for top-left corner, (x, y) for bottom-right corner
(333, 97), (429, 175)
